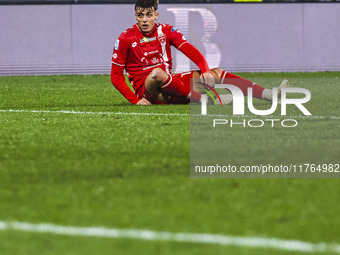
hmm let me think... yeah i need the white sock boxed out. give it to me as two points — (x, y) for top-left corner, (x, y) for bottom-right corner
(262, 89), (272, 101)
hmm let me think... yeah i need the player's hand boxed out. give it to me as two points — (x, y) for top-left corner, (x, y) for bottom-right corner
(200, 72), (215, 88)
(136, 98), (151, 105)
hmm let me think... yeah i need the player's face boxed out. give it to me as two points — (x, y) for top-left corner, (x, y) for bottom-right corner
(135, 7), (159, 34)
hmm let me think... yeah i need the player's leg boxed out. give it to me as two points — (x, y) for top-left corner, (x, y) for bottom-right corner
(188, 69), (232, 104)
(174, 71), (202, 103)
(176, 69), (254, 103)
(209, 68), (289, 101)
(144, 68), (191, 103)
(209, 68), (266, 99)
(144, 68), (169, 102)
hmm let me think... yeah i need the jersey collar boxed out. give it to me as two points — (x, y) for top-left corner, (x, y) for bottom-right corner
(135, 23), (158, 37)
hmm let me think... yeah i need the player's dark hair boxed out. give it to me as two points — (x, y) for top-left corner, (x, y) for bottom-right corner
(135, 0), (159, 11)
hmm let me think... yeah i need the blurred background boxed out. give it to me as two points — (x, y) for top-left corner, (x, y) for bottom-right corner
(1, 0), (340, 75)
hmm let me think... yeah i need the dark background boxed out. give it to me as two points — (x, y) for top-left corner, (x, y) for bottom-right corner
(1, 0), (339, 5)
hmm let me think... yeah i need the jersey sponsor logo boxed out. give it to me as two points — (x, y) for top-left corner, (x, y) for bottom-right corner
(114, 40), (119, 50)
(132, 42), (137, 47)
(140, 37), (157, 43)
(141, 57), (149, 65)
(158, 34), (166, 44)
(141, 55), (164, 66)
(144, 50), (160, 56)
(151, 57), (160, 65)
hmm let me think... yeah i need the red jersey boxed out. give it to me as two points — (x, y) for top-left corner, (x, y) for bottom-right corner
(111, 23), (188, 95)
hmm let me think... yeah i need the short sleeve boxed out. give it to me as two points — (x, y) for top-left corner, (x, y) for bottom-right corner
(111, 33), (130, 67)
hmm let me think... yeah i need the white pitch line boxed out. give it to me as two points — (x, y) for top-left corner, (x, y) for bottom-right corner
(0, 221), (339, 253)
(0, 109), (188, 116)
(0, 109), (339, 120)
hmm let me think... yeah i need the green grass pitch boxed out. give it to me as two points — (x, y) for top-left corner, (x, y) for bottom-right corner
(0, 72), (339, 254)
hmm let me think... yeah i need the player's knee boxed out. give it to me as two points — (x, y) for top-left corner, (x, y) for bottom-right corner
(210, 68), (223, 78)
(145, 81), (155, 93)
(145, 68), (166, 93)
(149, 68), (167, 83)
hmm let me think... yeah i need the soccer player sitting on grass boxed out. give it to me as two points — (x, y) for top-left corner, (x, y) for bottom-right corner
(111, 0), (288, 105)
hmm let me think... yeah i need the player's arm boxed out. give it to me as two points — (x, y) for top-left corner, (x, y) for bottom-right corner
(111, 64), (151, 105)
(179, 42), (214, 86)
(168, 26), (214, 86)
(111, 64), (138, 104)
(111, 34), (150, 105)
(179, 42), (210, 74)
